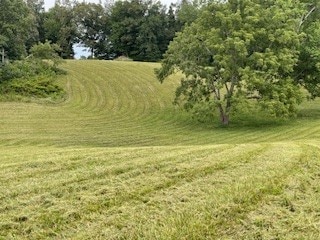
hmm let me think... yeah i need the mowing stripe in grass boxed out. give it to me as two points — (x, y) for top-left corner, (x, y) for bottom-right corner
(95, 143), (304, 239)
(39, 142), (301, 239)
(2, 61), (320, 239)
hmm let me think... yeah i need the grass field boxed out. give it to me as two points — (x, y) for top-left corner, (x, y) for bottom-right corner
(1, 60), (320, 239)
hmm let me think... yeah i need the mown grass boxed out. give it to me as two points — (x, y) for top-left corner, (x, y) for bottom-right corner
(1, 60), (320, 239)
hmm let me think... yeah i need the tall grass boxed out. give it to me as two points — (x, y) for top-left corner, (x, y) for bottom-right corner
(0, 60), (320, 239)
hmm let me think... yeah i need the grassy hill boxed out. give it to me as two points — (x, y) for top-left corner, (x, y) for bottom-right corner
(1, 60), (320, 239)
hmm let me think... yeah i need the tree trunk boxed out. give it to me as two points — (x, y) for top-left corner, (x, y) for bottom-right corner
(1, 48), (4, 64)
(221, 113), (229, 125)
(91, 48), (94, 59)
(218, 104), (229, 125)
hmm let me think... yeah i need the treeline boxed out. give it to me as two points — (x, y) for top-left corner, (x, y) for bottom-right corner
(0, 0), (203, 62)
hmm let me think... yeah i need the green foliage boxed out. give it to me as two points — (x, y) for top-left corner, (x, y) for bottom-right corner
(135, 2), (167, 61)
(29, 41), (63, 68)
(157, 0), (307, 125)
(0, 0), (193, 62)
(43, 4), (77, 59)
(0, 74), (64, 101)
(293, 2), (320, 99)
(0, 59), (53, 82)
(0, 0), (37, 59)
(24, 0), (46, 52)
(176, 0), (204, 27)
(187, 101), (218, 124)
(110, 0), (145, 58)
(30, 41), (61, 59)
(0, 54), (65, 101)
(110, 0), (181, 61)
(74, 2), (111, 59)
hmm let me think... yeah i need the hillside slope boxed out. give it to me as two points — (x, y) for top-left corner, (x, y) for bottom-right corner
(1, 60), (320, 147)
(1, 60), (320, 239)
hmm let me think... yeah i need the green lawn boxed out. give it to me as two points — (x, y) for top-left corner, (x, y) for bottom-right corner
(1, 60), (320, 239)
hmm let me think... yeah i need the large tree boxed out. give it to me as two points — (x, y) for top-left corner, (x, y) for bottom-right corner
(43, 3), (77, 58)
(110, 0), (180, 61)
(74, 2), (111, 59)
(175, 0), (203, 27)
(293, 0), (320, 99)
(135, 1), (169, 61)
(110, 0), (145, 58)
(25, 0), (46, 44)
(0, 0), (37, 60)
(156, 0), (311, 125)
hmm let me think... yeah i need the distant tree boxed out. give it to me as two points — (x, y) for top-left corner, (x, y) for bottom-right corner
(293, 1), (320, 99)
(25, 0), (46, 50)
(74, 2), (111, 59)
(43, 4), (77, 58)
(135, 1), (169, 61)
(0, 0), (37, 60)
(26, 0), (46, 44)
(110, 0), (180, 61)
(156, 0), (305, 125)
(29, 41), (62, 68)
(175, 0), (205, 28)
(166, 4), (180, 39)
(110, 0), (146, 59)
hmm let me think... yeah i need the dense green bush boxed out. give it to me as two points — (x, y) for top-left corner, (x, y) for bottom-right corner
(0, 74), (64, 99)
(0, 59), (52, 82)
(0, 58), (65, 102)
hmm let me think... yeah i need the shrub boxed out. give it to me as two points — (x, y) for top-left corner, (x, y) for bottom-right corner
(0, 59), (65, 101)
(0, 74), (65, 101)
(0, 59), (56, 83)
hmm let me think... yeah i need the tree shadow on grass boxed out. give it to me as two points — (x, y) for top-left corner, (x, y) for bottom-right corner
(297, 103), (320, 120)
(154, 99), (320, 145)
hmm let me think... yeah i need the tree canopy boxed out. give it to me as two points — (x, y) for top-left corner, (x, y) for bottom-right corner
(109, 0), (180, 61)
(0, 0), (192, 61)
(43, 4), (77, 59)
(156, 0), (320, 125)
(0, 0), (37, 60)
(74, 2), (111, 59)
(294, 0), (320, 99)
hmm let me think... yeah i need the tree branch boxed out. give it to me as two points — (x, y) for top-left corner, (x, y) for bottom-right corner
(246, 95), (261, 100)
(298, 5), (316, 31)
